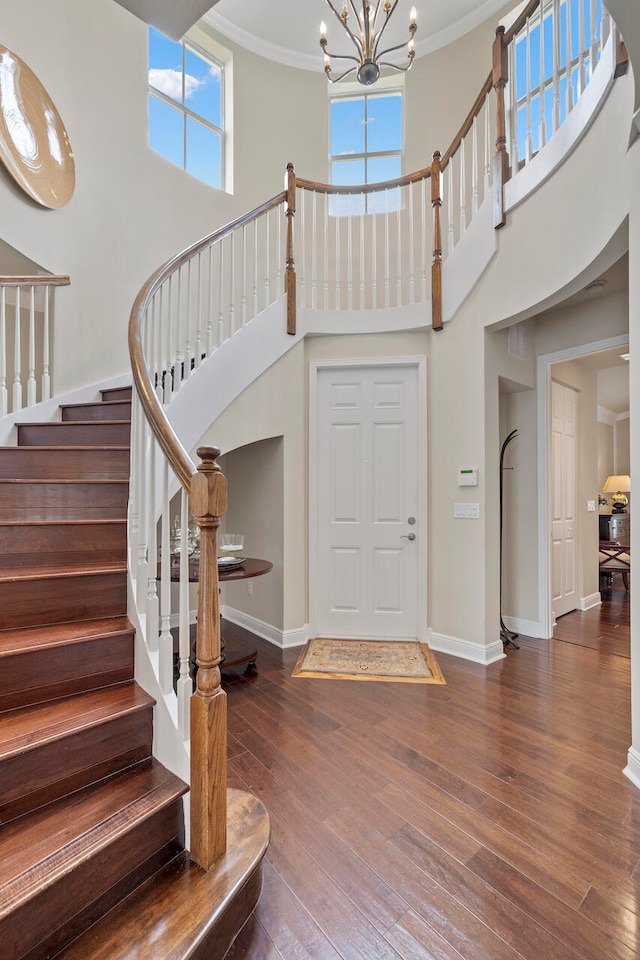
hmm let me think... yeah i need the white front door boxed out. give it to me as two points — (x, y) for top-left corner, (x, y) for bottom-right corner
(551, 379), (578, 619)
(314, 362), (423, 640)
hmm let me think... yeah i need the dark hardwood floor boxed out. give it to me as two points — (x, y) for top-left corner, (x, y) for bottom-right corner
(553, 578), (630, 658)
(221, 596), (637, 960)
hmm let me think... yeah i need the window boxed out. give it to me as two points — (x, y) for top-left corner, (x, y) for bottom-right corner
(148, 26), (224, 190)
(330, 88), (403, 214)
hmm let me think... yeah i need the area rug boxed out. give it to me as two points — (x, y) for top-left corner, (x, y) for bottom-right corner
(292, 638), (446, 684)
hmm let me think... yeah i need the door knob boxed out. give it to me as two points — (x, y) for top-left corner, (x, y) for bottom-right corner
(401, 532), (416, 541)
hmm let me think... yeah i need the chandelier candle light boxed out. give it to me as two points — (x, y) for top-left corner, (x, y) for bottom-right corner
(320, 1), (417, 85)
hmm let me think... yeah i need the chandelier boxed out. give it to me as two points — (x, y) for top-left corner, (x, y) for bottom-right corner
(320, 1), (417, 86)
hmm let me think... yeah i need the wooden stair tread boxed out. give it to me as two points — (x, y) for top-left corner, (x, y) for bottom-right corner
(0, 478), (127, 485)
(56, 789), (269, 960)
(0, 519), (126, 527)
(0, 616), (133, 657)
(0, 445), (130, 452)
(0, 760), (187, 912)
(16, 420), (132, 427)
(62, 401), (131, 410)
(0, 682), (154, 761)
(0, 561), (126, 582)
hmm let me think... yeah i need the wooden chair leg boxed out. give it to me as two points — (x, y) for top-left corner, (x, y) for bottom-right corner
(622, 572), (629, 591)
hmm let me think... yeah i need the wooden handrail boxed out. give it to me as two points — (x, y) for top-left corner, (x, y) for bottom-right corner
(297, 165), (431, 196)
(441, 72), (493, 170)
(503, 0), (541, 46)
(128, 190), (287, 491)
(0, 275), (70, 286)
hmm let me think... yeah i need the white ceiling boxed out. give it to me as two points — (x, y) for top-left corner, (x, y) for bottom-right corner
(203, 1), (510, 73)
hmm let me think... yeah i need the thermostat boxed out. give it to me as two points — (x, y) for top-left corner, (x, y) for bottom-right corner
(457, 467), (478, 486)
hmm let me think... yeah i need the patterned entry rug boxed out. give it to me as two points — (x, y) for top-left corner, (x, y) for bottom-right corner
(292, 638), (446, 684)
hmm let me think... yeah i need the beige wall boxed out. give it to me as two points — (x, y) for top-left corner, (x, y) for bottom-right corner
(597, 421), (615, 493)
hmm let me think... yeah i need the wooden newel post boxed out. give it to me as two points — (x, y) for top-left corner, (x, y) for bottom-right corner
(285, 162), (297, 336)
(190, 445), (228, 870)
(492, 26), (509, 229)
(431, 151), (443, 332)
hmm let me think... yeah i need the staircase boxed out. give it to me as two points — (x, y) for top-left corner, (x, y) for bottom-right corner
(0, 387), (189, 958)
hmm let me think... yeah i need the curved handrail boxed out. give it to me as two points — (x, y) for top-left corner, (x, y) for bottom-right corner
(297, 165), (431, 195)
(0, 274), (70, 286)
(503, 0), (541, 46)
(128, 190), (286, 491)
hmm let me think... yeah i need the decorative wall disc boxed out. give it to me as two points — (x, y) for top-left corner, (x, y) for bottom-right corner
(0, 45), (75, 208)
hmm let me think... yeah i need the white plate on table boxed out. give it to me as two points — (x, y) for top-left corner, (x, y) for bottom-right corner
(217, 556), (245, 571)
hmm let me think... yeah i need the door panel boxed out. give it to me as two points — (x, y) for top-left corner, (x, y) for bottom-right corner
(551, 380), (578, 618)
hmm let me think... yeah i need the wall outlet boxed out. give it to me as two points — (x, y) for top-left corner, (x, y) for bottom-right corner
(247, 581), (252, 596)
(587, 500), (596, 512)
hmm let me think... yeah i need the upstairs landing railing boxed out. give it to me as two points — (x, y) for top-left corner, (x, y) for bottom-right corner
(128, 0), (620, 873)
(0, 275), (70, 416)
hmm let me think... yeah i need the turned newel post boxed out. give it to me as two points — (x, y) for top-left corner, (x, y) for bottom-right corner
(285, 162), (297, 336)
(190, 445), (228, 869)
(492, 25), (509, 229)
(431, 151), (443, 332)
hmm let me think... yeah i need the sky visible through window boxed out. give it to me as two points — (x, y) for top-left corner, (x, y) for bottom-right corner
(148, 27), (223, 189)
(513, 0), (602, 159)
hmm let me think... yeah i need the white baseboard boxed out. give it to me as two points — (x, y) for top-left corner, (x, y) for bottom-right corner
(580, 593), (602, 611)
(427, 629), (505, 665)
(502, 616), (544, 639)
(221, 605), (307, 649)
(624, 746), (640, 791)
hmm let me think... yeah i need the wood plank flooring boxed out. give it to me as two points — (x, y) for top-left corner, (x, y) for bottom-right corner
(222, 598), (637, 960)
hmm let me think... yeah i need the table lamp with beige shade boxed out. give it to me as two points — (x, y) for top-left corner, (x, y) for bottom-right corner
(602, 475), (631, 513)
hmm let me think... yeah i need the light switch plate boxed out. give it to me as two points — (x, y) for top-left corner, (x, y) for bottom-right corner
(587, 500), (596, 512)
(454, 503), (480, 519)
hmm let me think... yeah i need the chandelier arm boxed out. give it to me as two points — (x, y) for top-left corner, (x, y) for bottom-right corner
(373, 0), (400, 58)
(323, 50), (362, 63)
(324, 0), (364, 55)
(378, 57), (414, 73)
(327, 64), (359, 83)
(369, 0), (383, 41)
(347, 0), (367, 49)
(377, 34), (416, 59)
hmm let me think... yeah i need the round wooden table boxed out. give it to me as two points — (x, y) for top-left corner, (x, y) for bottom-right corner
(217, 558), (273, 671)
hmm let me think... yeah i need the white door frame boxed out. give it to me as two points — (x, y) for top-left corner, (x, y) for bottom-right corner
(309, 356), (428, 642)
(537, 334), (629, 637)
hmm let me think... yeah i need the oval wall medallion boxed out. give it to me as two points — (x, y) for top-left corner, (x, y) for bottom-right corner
(0, 45), (75, 208)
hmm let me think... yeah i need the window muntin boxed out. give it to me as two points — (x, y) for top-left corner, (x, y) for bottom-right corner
(330, 90), (403, 213)
(148, 26), (223, 190)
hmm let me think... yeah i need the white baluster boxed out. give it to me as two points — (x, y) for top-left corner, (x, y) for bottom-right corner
(146, 433), (159, 652)
(136, 411), (150, 610)
(526, 17), (533, 163)
(371, 196), (378, 308)
(0, 287), (7, 416)
(27, 285), (36, 406)
(360, 203), (365, 309)
(159, 461), (174, 695)
(409, 181), (415, 305)
(323, 193), (329, 309)
(472, 117), (479, 215)
(207, 246), (215, 356)
(459, 139), (467, 236)
(484, 97), (492, 189)
(300, 188), (306, 305)
(13, 285), (22, 413)
(589, 0), (597, 71)
(600, 6), (610, 60)
(174, 268), (183, 394)
(540, 3), (547, 148)
(264, 210), (270, 308)
(185, 260), (193, 379)
(276, 204), (282, 296)
(335, 197), (341, 310)
(229, 232), (236, 335)
(396, 187), (402, 305)
(421, 177), (427, 301)
(566, 0), (573, 117)
(384, 188), (390, 309)
(241, 224), (247, 327)
(509, 41), (519, 165)
(312, 190), (318, 310)
(177, 487), (191, 739)
(347, 193), (353, 311)
(447, 162), (455, 255)
(253, 218), (259, 320)
(163, 280), (172, 405)
(195, 252), (203, 367)
(553, 0), (561, 133)
(218, 238), (225, 346)
(578, 0), (586, 96)
(41, 286), (50, 402)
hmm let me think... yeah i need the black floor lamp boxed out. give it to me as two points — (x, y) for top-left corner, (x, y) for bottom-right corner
(500, 428), (519, 649)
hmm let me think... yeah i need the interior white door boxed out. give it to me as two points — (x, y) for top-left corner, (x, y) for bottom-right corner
(551, 379), (578, 619)
(315, 363), (421, 639)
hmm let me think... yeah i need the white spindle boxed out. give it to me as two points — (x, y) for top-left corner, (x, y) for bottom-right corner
(13, 285), (22, 412)
(135, 407), (149, 610)
(566, 0), (573, 117)
(459, 139), (467, 236)
(371, 200), (378, 308)
(335, 199), (341, 310)
(174, 268), (183, 394)
(185, 260), (193, 378)
(472, 117), (479, 214)
(195, 253), (203, 367)
(578, 0), (586, 95)
(540, 4), (547, 148)
(229, 232), (236, 336)
(484, 98), (492, 189)
(601, 6), (610, 58)
(0, 287), (7, 415)
(218, 239), (225, 346)
(159, 462), (173, 695)
(553, 0), (561, 133)
(253, 218), (259, 320)
(589, 0), (597, 70)
(42, 286), (50, 402)
(323, 193), (329, 309)
(396, 188), (402, 305)
(207, 247), (215, 356)
(347, 194), (353, 311)
(27, 285), (36, 406)
(509, 41), (519, 165)
(276, 204), (282, 295)
(384, 189), (390, 309)
(177, 487), (191, 738)
(421, 177), (427, 302)
(264, 210), (270, 308)
(526, 17), (533, 163)
(241, 224), (247, 327)
(146, 432), (160, 652)
(312, 190), (318, 309)
(409, 181), (415, 305)
(447, 162), (455, 255)
(300, 189), (306, 304)
(360, 203), (365, 309)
